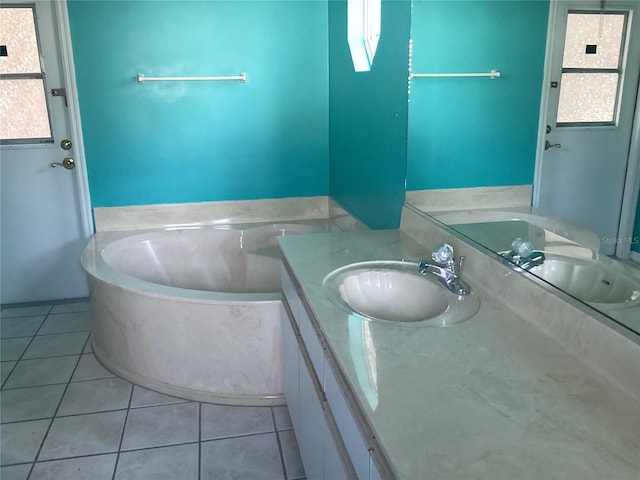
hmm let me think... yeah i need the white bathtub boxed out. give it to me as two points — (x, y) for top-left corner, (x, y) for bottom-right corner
(81, 221), (326, 405)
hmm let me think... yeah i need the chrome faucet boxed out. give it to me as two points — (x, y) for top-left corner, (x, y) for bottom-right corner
(418, 243), (471, 295)
(501, 238), (545, 271)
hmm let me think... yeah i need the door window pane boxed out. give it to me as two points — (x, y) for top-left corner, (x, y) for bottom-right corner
(557, 72), (619, 123)
(0, 79), (51, 139)
(0, 7), (41, 74)
(0, 6), (52, 143)
(562, 13), (625, 69)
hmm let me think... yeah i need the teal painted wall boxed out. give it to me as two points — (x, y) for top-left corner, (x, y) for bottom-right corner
(406, 0), (549, 190)
(328, 0), (411, 229)
(67, 1), (329, 208)
(633, 196), (640, 253)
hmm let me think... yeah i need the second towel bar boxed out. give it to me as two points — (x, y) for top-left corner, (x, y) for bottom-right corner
(410, 70), (500, 80)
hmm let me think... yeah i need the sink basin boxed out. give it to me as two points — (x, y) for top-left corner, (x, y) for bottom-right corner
(528, 254), (640, 306)
(322, 261), (480, 326)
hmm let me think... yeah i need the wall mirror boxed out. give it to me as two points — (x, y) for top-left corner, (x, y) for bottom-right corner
(405, 0), (640, 337)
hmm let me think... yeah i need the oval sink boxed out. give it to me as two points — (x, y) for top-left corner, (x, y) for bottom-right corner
(323, 261), (480, 327)
(528, 254), (640, 306)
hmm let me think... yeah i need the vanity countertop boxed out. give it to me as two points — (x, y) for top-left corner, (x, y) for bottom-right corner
(279, 229), (639, 480)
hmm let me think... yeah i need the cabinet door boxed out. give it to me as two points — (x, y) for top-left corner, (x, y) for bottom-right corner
(298, 352), (326, 480)
(325, 360), (371, 479)
(281, 305), (300, 433)
(323, 420), (350, 480)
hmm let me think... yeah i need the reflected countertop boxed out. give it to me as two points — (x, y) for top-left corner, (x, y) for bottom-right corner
(279, 229), (639, 480)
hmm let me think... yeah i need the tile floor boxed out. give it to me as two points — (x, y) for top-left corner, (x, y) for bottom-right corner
(1, 300), (306, 480)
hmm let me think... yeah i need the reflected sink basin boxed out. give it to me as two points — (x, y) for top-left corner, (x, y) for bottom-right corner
(528, 254), (640, 306)
(322, 261), (480, 327)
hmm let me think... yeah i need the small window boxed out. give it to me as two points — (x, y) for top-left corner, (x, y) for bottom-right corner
(0, 6), (53, 144)
(348, 0), (381, 72)
(556, 11), (628, 126)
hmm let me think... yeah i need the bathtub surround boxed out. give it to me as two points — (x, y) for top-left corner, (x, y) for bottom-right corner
(93, 196), (331, 232)
(82, 220), (336, 406)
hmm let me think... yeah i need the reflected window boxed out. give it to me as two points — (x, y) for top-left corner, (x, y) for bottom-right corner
(0, 6), (53, 143)
(556, 11), (628, 126)
(348, 0), (381, 72)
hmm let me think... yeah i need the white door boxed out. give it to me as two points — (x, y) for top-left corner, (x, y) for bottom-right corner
(1, 1), (91, 304)
(535, 0), (640, 256)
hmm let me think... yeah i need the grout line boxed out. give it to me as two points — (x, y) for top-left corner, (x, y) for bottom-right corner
(271, 406), (289, 479)
(3, 451), (118, 469)
(26, 333), (89, 480)
(0, 315), (50, 390)
(198, 402), (202, 480)
(35, 329), (92, 337)
(111, 381), (135, 480)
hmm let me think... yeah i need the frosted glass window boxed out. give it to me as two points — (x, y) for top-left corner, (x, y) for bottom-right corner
(562, 13), (625, 69)
(0, 79), (51, 139)
(556, 11), (628, 126)
(557, 73), (619, 123)
(0, 6), (52, 143)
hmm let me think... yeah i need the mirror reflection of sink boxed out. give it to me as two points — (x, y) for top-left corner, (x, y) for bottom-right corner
(322, 261), (480, 327)
(527, 254), (640, 307)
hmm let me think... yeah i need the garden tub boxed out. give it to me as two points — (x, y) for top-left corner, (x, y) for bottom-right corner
(81, 220), (326, 405)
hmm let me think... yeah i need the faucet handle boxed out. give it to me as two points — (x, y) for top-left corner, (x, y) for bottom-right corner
(511, 237), (534, 257)
(432, 242), (454, 263)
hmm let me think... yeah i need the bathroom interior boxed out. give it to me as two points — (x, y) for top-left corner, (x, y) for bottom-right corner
(1, 0), (640, 478)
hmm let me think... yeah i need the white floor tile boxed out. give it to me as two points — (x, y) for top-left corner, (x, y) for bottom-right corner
(121, 402), (199, 451)
(38, 312), (91, 335)
(1, 338), (31, 361)
(130, 385), (188, 408)
(30, 454), (117, 480)
(278, 429), (306, 479)
(71, 354), (115, 382)
(115, 443), (198, 480)
(1, 305), (51, 319)
(3, 356), (79, 389)
(38, 411), (127, 460)
(49, 301), (91, 314)
(201, 403), (275, 441)
(22, 332), (89, 359)
(200, 433), (285, 479)
(1, 316), (46, 339)
(273, 405), (294, 431)
(0, 384), (66, 423)
(0, 419), (50, 465)
(1, 361), (16, 384)
(57, 377), (132, 416)
(0, 464), (31, 480)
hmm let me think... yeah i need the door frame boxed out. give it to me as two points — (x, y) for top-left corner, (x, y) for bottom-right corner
(53, 0), (93, 239)
(533, 0), (640, 259)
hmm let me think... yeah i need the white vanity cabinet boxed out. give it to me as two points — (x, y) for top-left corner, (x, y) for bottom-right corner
(281, 265), (383, 480)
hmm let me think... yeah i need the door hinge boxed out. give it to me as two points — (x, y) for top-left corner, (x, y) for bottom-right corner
(51, 88), (68, 107)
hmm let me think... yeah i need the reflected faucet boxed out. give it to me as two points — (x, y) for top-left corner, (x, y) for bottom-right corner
(501, 238), (545, 271)
(418, 243), (471, 295)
